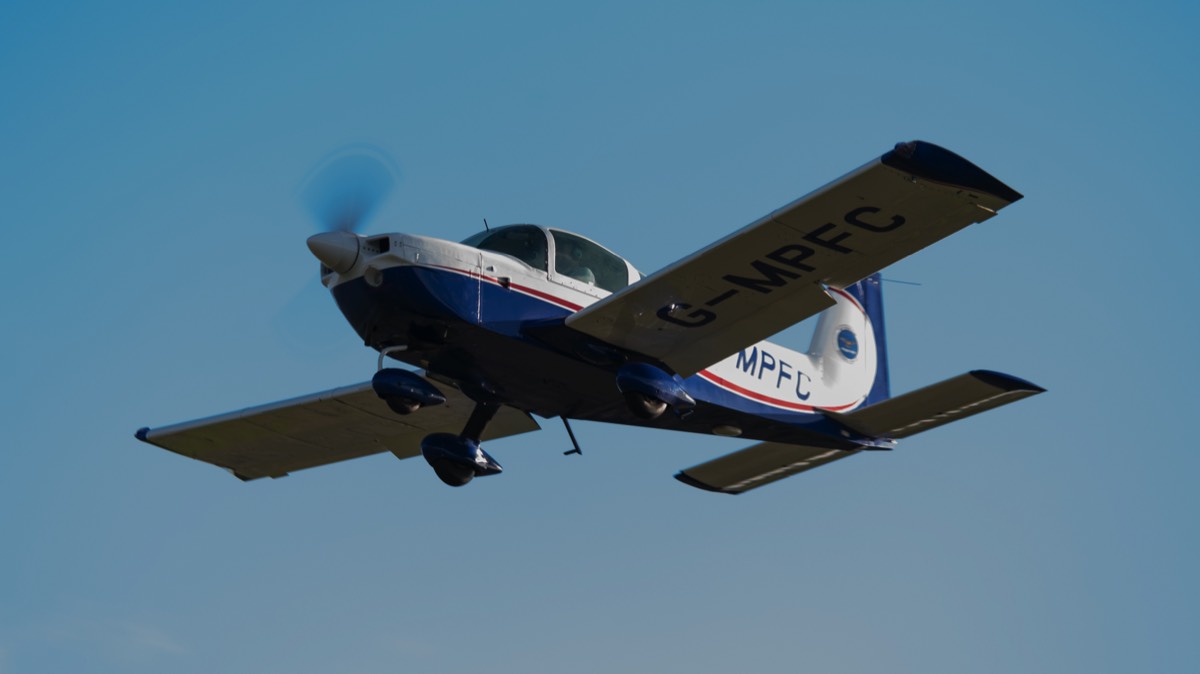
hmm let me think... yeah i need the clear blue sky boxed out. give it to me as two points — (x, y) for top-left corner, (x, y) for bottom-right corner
(3, 1), (1197, 672)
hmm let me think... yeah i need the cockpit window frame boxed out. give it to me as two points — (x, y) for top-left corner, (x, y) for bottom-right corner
(461, 224), (639, 295)
(460, 224), (549, 272)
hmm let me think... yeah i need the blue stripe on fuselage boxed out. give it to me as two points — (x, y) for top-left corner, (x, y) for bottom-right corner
(332, 263), (844, 435)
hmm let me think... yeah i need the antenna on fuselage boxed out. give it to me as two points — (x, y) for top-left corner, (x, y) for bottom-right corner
(483, 218), (491, 232)
(561, 417), (583, 456)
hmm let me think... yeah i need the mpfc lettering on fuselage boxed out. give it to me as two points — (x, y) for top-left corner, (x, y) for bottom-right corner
(656, 206), (904, 328)
(735, 346), (813, 401)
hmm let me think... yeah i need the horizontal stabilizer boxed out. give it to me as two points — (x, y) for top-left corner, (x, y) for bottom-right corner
(137, 376), (540, 480)
(675, 442), (859, 495)
(825, 370), (1044, 439)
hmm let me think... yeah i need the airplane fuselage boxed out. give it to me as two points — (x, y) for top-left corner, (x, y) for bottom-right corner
(317, 227), (874, 450)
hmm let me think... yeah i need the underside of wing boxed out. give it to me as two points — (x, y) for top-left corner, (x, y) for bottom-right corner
(566, 141), (1023, 376)
(137, 377), (540, 480)
(676, 441), (859, 494)
(824, 370), (1045, 439)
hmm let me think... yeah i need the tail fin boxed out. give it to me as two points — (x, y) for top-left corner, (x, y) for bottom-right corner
(843, 274), (890, 406)
(806, 274), (891, 408)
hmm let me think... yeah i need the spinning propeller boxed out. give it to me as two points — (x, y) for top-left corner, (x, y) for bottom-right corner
(302, 146), (399, 273)
(302, 145), (398, 233)
(272, 146), (401, 353)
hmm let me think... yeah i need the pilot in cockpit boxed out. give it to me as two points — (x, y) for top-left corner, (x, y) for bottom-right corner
(556, 241), (595, 285)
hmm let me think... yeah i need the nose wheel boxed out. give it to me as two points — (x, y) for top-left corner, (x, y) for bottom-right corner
(418, 401), (505, 487)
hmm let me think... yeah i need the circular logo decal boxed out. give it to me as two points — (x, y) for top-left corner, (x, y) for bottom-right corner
(836, 328), (859, 361)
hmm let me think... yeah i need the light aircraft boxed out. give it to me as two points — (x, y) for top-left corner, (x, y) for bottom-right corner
(137, 140), (1043, 494)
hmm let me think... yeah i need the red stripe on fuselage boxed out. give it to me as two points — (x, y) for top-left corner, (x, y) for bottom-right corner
(425, 263), (583, 311)
(422, 262), (861, 413)
(695, 370), (861, 413)
(690, 285), (866, 413)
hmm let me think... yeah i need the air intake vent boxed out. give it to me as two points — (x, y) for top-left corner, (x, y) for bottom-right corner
(363, 236), (391, 255)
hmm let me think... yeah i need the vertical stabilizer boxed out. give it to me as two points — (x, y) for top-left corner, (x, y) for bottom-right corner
(806, 274), (891, 409)
(694, 274), (894, 414)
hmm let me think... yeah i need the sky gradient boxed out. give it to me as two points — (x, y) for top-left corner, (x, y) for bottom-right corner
(2, 2), (1198, 672)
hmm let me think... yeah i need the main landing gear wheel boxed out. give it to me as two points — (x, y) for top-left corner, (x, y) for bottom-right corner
(614, 362), (695, 421)
(372, 368), (446, 416)
(385, 399), (420, 415)
(624, 391), (668, 420)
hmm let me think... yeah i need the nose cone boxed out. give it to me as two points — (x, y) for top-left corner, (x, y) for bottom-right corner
(307, 231), (361, 273)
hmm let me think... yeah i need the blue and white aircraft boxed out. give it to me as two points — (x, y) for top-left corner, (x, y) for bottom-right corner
(137, 141), (1043, 494)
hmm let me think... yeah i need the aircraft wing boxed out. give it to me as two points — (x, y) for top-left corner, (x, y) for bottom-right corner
(675, 441), (860, 495)
(136, 377), (540, 480)
(566, 141), (1023, 376)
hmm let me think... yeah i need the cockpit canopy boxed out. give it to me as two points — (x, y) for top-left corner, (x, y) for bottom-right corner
(461, 224), (638, 293)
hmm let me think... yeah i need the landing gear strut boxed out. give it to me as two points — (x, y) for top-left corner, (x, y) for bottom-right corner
(373, 365), (507, 488)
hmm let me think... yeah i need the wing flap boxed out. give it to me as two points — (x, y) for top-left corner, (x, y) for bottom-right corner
(566, 141), (1022, 376)
(826, 370), (1045, 439)
(137, 378), (540, 480)
(675, 441), (859, 495)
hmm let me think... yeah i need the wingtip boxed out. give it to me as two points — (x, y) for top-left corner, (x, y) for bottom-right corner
(674, 471), (737, 494)
(969, 369), (1047, 394)
(883, 140), (1024, 204)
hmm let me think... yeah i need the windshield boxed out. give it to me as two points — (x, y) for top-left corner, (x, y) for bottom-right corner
(551, 230), (630, 293)
(461, 225), (548, 271)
